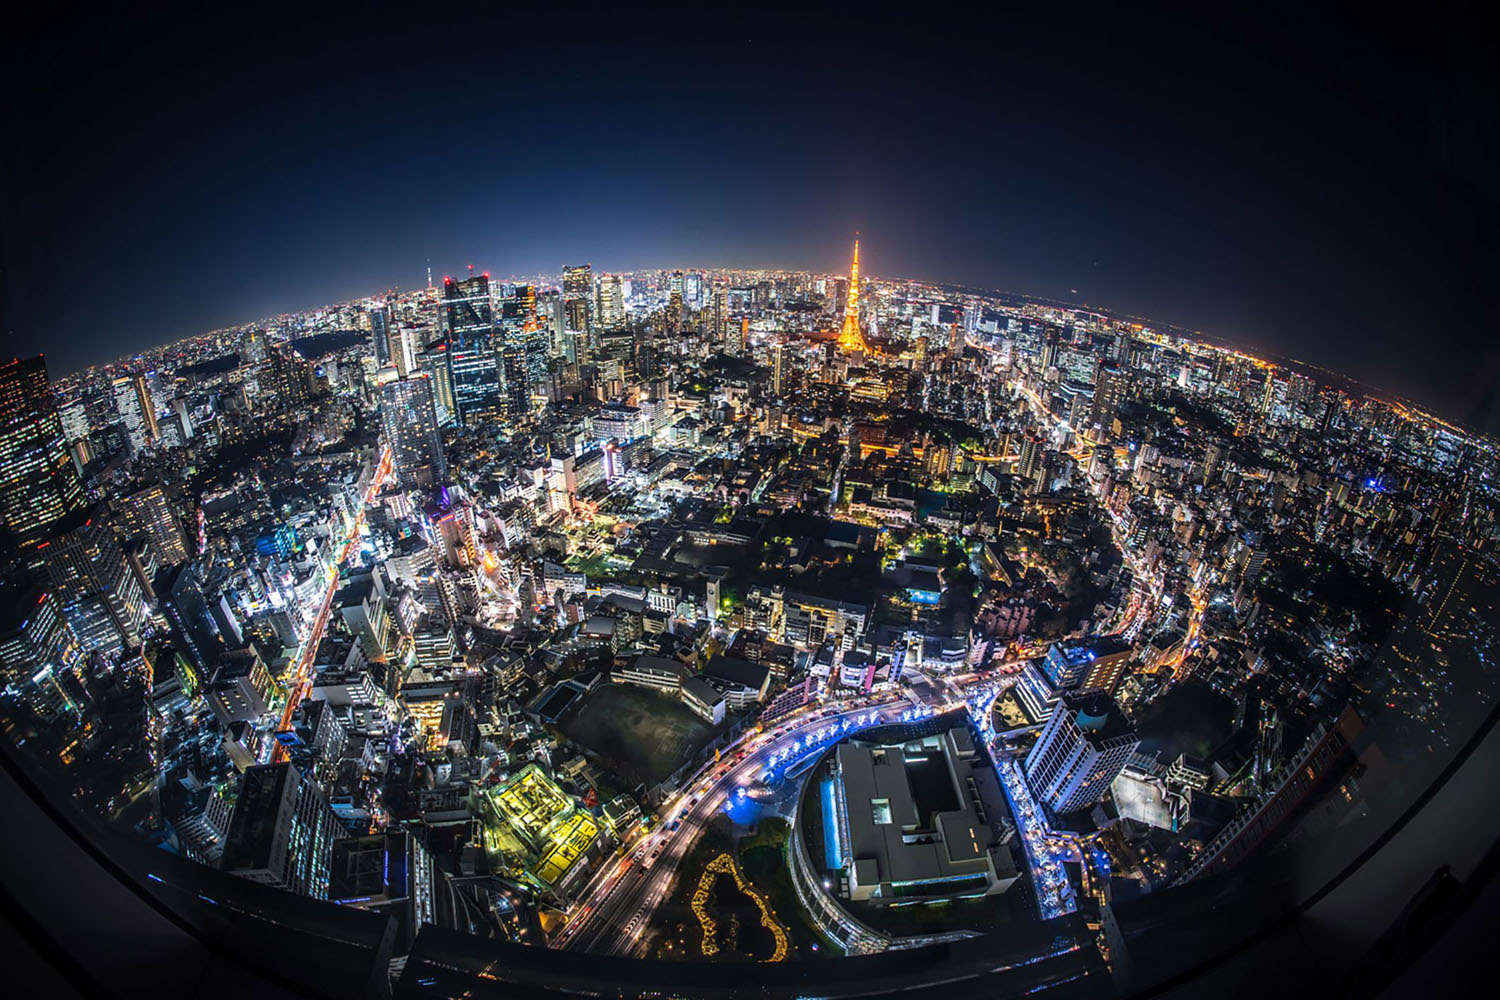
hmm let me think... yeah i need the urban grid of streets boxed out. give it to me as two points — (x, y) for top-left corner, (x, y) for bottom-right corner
(9, 238), (1494, 979)
(558, 329), (1226, 946)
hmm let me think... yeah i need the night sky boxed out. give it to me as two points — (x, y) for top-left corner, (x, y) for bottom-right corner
(2, 5), (1497, 431)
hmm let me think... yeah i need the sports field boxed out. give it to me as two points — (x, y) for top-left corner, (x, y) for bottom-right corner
(564, 683), (718, 785)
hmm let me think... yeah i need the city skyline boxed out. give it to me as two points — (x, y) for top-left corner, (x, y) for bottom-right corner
(4, 8), (1498, 433)
(0, 213), (1494, 992)
(43, 245), (1488, 445)
(0, 6), (1497, 995)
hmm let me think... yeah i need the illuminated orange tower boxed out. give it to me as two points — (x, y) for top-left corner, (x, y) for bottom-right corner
(836, 236), (871, 353)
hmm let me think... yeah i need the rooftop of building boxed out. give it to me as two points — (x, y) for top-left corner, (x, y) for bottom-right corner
(1056, 689), (1136, 745)
(832, 727), (998, 888)
(702, 654), (769, 690)
(221, 762), (295, 873)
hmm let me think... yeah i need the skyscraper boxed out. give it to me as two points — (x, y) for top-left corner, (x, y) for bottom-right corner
(727, 315), (746, 357)
(0, 356), (86, 548)
(113, 374), (160, 455)
(40, 509), (149, 654)
(562, 264), (593, 353)
(0, 585), (82, 688)
(416, 343), (457, 427)
(564, 296), (590, 337)
(388, 324), (417, 378)
(259, 345), (313, 413)
(562, 263), (593, 299)
(500, 284), (544, 415)
(1091, 364), (1129, 435)
(1024, 690), (1138, 814)
(499, 337), (531, 422)
(118, 483), (190, 565)
(596, 274), (624, 329)
(156, 562), (225, 679)
(369, 302), (391, 367)
(442, 273), (500, 423)
(499, 282), (537, 324)
(58, 397), (90, 444)
(710, 282), (727, 346)
(222, 762), (339, 899)
(379, 374), (448, 490)
(1018, 433), (1044, 481)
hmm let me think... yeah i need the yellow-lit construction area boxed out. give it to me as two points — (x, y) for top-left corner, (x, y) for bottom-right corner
(536, 811), (600, 885)
(482, 764), (600, 892)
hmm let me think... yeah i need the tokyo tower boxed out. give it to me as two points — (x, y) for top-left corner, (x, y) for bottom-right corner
(836, 237), (871, 353)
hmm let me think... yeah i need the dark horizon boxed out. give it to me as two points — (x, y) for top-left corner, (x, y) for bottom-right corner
(3, 5), (1498, 430)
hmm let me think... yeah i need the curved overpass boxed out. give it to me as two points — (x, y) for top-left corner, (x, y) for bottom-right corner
(557, 698), (924, 956)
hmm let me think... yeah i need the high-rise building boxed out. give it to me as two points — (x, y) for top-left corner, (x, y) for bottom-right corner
(1018, 433), (1044, 481)
(259, 345), (313, 413)
(58, 397), (90, 444)
(162, 783), (233, 864)
(596, 274), (624, 329)
(118, 483), (190, 565)
(710, 282), (727, 346)
(497, 284), (541, 421)
(113, 374), (159, 454)
(41, 509), (149, 652)
(170, 397), (194, 441)
(379, 374), (447, 491)
(222, 762), (339, 899)
(369, 303), (391, 366)
(564, 296), (590, 337)
(0, 584), (82, 688)
(771, 343), (787, 397)
(727, 315), (746, 356)
(1024, 690), (1138, 814)
(0, 356), (85, 548)
(416, 343), (457, 427)
(442, 273), (500, 424)
(562, 263), (593, 300)
(156, 562), (225, 679)
(388, 324), (417, 378)
(538, 291), (566, 358)
(498, 338), (531, 422)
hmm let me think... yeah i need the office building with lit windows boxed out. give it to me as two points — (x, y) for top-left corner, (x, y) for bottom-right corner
(1024, 690), (1138, 815)
(221, 762), (340, 899)
(0, 584), (82, 687)
(379, 374), (447, 491)
(40, 509), (148, 654)
(112, 374), (159, 455)
(0, 356), (85, 548)
(369, 301), (391, 366)
(117, 483), (190, 565)
(442, 273), (500, 423)
(416, 342), (457, 426)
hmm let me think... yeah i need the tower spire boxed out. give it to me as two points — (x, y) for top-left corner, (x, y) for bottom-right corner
(837, 235), (870, 352)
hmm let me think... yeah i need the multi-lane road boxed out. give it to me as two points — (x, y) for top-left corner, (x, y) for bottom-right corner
(557, 698), (921, 957)
(271, 446), (391, 762)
